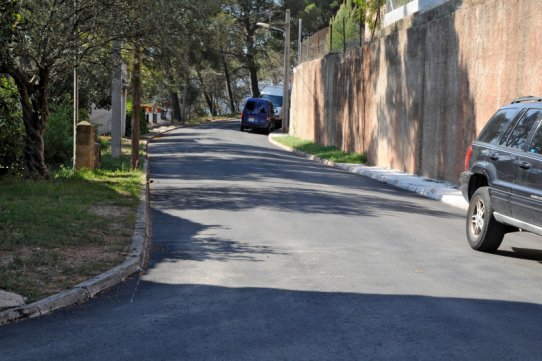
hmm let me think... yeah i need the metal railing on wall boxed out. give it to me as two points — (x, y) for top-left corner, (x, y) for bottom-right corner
(298, 0), (374, 64)
(299, 28), (329, 63)
(299, 22), (366, 64)
(299, 1), (433, 64)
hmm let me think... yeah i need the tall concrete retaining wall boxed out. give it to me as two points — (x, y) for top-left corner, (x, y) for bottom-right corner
(290, 0), (542, 184)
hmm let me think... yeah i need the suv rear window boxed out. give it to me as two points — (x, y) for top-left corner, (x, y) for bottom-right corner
(478, 108), (520, 145)
(500, 109), (542, 150)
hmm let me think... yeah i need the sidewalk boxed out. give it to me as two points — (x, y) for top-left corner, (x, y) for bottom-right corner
(268, 133), (469, 212)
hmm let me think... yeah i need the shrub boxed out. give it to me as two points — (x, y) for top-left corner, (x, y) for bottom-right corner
(44, 101), (73, 167)
(44, 98), (89, 167)
(125, 108), (148, 137)
(0, 76), (24, 170)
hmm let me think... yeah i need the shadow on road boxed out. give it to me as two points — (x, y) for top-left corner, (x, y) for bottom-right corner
(149, 210), (286, 265)
(494, 247), (542, 264)
(149, 124), (463, 221)
(3, 281), (542, 361)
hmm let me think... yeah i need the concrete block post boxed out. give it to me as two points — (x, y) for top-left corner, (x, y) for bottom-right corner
(75, 121), (96, 170)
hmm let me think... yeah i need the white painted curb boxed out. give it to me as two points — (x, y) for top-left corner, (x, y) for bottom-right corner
(268, 133), (468, 212)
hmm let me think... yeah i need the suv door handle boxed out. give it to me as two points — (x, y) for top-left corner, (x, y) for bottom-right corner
(519, 161), (531, 170)
(488, 153), (499, 161)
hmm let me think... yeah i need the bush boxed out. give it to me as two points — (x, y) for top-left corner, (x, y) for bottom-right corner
(44, 98), (90, 167)
(0, 76), (24, 170)
(125, 108), (148, 137)
(44, 102), (73, 167)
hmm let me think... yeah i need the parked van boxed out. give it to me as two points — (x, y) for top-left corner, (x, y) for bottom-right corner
(260, 86), (283, 128)
(240, 98), (276, 133)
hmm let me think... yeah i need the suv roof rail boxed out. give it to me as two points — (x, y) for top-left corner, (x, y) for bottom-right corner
(510, 95), (542, 104)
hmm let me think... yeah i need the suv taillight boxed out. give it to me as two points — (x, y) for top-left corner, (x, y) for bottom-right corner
(240, 112), (244, 119)
(464, 146), (473, 171)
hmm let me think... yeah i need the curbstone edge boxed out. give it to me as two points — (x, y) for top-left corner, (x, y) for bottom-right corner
(34, 287), (89, 315)
(268, 133), (468, 211)
(0, 304), (41, 326)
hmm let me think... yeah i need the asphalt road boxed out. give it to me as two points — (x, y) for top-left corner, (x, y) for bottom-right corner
(2, 121), (542, 360)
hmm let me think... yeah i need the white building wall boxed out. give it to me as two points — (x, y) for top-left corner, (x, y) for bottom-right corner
(384, 0), (450, 27)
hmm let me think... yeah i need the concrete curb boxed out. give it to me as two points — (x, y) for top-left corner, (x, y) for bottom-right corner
(0, 152), (154, 326)
(268, 133), (468, 211)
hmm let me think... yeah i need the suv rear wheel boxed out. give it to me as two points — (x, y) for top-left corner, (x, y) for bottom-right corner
(466, 187), (506, 252)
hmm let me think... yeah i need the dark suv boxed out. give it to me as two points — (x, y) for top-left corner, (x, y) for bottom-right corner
(460, 96), (542, 252)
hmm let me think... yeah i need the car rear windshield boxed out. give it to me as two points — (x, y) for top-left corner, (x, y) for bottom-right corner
(244, 100), (257, 113)
(478, 108), (520, 145)
(244, 100), (269, 115)
(261, 94), (283, 107)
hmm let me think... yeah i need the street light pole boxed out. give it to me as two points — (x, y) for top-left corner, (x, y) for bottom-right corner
(282, 9), (290, 133)
(298, 18), (302, 64)
(256, 10), (291, 133)
(73, 0), (78, 170)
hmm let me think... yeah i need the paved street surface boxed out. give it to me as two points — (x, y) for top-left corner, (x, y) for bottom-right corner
(2, 121), (542, 360)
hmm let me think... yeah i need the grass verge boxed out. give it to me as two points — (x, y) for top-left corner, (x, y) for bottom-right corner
(274, 135), (367, 164)
(0, 137), (144, 302)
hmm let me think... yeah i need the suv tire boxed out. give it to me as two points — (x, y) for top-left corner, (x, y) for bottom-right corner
(466, 187), (506, 252)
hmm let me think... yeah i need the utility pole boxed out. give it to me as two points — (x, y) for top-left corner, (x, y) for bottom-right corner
(131, 45), (142, 170)
(111, 41), (122, 158)
(256, 10), (291, 132)
(72, 0), (78, 169)
(282, 9), (290, 133)
(298, 18), (302, 64)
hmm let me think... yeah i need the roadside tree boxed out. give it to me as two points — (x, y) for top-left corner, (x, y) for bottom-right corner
(0, 0), (117, 179)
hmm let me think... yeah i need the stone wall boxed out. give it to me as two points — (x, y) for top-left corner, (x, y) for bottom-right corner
(290, 0), (542, 184)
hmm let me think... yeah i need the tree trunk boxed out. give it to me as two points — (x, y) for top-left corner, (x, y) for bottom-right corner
(242, 15), (260, 98)
(202, 91), (214, 115)
(111, 41), (123, 158)
(131, 45), (141, 170)
(222, 51), (236, 114)
(247, 52), (260, 98)
(196, 69), (215, 116)
(170, 91), (182, 123)
(12, 70), (50, 179)
(181, 78), (189, 122)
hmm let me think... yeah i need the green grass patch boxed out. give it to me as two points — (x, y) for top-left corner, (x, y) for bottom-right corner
(0, 137), (144, 301)
(274, 135), (367, 164)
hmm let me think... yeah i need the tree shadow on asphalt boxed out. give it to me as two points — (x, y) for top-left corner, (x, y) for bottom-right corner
(148, 128), (462, 219)
(148, 124), (407, 193)
(151, 185), (460, 219)
(147, 122), (465, 268)
(149, 210), (287, 266)
(5, 281), (542, 361)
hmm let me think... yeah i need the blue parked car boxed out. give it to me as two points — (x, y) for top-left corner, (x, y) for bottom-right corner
(240, 98), (276, 133)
